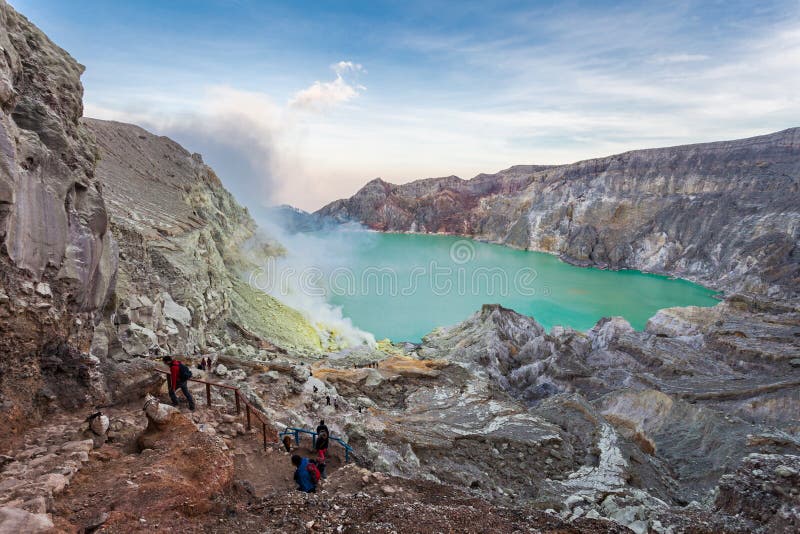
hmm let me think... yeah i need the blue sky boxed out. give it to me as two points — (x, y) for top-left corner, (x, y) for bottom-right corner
(12, 0), (800, 210)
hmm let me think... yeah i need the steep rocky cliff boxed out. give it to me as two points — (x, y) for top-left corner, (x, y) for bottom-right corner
(317, 132), (800, 300)
(84, 118), (321, 353)
(0, 1), (116, 440)
(81, 118), (324, 403)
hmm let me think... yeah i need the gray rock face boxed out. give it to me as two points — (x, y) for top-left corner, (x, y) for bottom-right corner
(0, 2), (116, 309)
(317, 131), (800, 300)
(82, 118), (321, 361)
(327, 300), (799, 531)
(0, 0), (117, 442)
(417, 304), (800, 528)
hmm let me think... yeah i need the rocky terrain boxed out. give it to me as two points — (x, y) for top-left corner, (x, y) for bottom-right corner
(0, 0), (117, 443)
(316, 133), (800, 300)
(0, 0), (325, 446)
(0, 1), (798, 533)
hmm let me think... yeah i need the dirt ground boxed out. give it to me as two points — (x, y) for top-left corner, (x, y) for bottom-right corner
(43, 398), (629, 533)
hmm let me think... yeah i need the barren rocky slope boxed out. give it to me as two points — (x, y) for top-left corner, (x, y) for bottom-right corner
(317, 132), (800, 300)
(315, 301), (799, 532)
(82, 117), (324, 409)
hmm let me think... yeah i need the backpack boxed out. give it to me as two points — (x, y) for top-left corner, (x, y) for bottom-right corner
(315, 431), (329, 451)
(307, 461), (321, 483)
(178, 361), (193, 381)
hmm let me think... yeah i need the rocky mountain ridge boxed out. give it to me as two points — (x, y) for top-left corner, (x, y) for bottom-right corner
(317, 129), (800, 301)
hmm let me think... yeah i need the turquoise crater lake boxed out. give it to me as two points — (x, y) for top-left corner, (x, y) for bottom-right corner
(292, 231), (719, 343)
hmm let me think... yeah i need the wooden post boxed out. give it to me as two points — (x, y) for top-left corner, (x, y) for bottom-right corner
(246, 405), (251, 430)
(235, 391), (240, 414)
(262, 422), (267, 450)
(206, 383), (211, 407)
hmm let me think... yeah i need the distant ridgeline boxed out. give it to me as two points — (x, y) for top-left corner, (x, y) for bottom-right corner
(315, 129), (800, 302)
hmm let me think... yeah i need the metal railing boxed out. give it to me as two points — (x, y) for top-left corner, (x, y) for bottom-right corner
(278, 427), (354, 463)
(155, 368), (355, 463)
(155, 369), (275, 451)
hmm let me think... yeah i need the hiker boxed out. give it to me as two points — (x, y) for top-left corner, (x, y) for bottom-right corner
(162, 355), (196, 411)
(315, 428), (329, 478)
(282, 435), (293, 453)
(198, 359), (206, 371)
(316, 420), (329, 436)
(326, 395), (331, 406)
(292, 455), (320, 493)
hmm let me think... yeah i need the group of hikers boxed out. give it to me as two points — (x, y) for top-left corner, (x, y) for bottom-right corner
(289, 420), (330, 493)
(157, 354), (335, 493)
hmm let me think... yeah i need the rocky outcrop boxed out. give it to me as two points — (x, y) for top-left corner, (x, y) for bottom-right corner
(0, 0), (117, 444)
(310, 301), (799, 532)
(0, 0), (322, 442)
(84, 118), (321, 359)
(317, 131), (800, 300)
(77, 118), (324, 402)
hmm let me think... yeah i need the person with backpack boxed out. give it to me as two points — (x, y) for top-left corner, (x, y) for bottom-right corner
(316, 420), (329, 436)
(291, 455), (320, 493)
(162, 355), (196, 411)
(314, 428), (329, 478)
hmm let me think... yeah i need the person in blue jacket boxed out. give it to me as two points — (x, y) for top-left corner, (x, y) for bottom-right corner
(292, 455), (320, 493)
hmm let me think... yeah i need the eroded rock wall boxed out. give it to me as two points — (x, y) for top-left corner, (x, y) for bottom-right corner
(0, 1), (116, 442)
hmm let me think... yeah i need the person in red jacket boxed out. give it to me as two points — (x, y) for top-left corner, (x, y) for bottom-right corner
(162, 356), (196, 411)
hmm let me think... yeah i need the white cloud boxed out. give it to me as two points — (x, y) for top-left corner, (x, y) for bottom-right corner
(289, 60), (366, 111)
(332, 60), (365, 75)
(84, 5), (800, 212)
(652, 53), (710, 63)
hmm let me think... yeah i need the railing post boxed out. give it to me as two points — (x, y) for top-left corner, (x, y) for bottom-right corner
(246, 405), (251, 430)
(262, 422), (267, 450)
(294, 430), (299, 446)
(206, 383), (211, 407)
(235, 391), (240, 414)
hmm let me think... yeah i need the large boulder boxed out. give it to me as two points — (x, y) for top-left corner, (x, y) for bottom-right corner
(118, 323), (158, 356)
(160, 292), (191, 327)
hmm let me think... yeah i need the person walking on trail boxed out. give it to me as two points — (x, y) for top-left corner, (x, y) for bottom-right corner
(162, 356), (196, 411)
(292, 455), (320, 493)
(314, 428), (329, 478)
